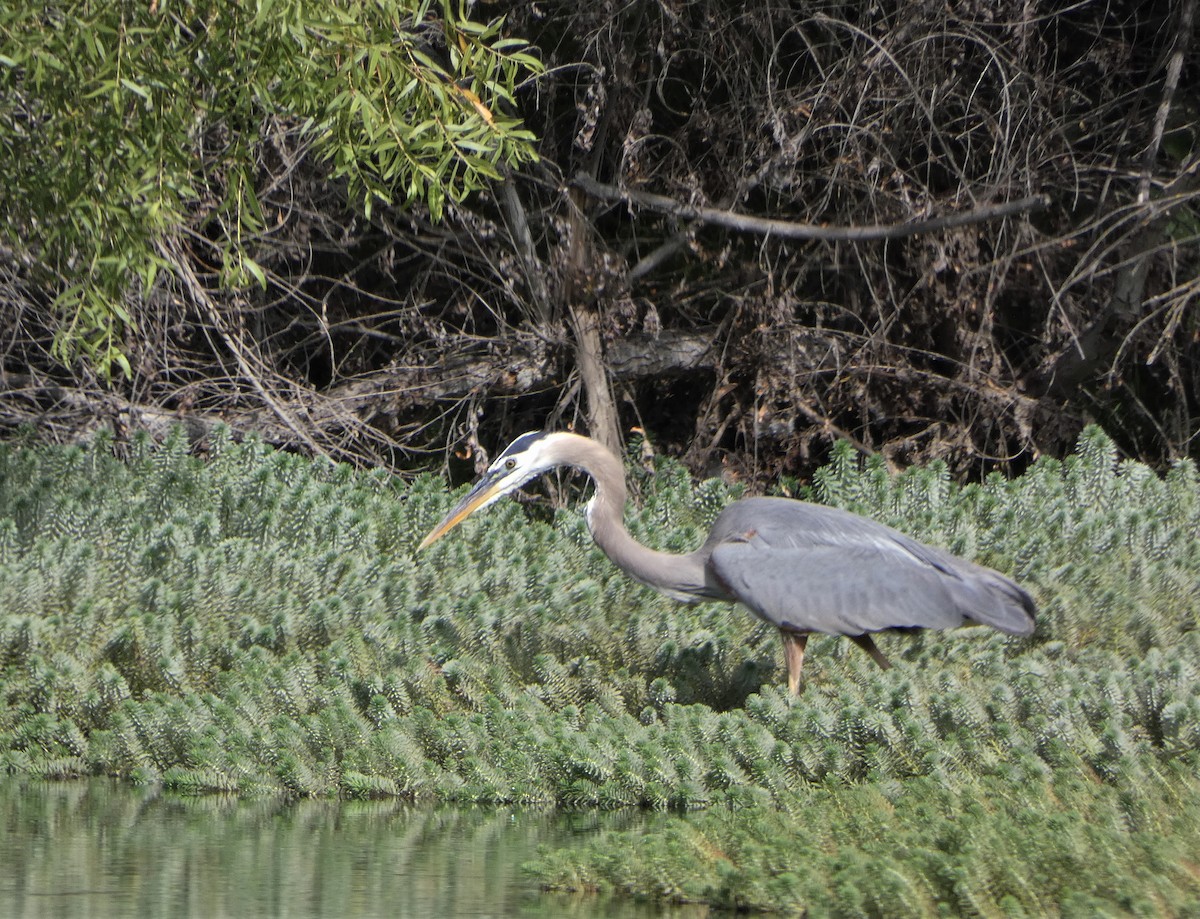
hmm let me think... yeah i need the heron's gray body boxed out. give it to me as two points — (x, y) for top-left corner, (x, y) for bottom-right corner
(420, 430), (1036, 693)
(697, 497), (1035, 637)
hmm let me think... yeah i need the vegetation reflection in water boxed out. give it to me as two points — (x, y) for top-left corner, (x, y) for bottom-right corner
(0, 779), (706, 919)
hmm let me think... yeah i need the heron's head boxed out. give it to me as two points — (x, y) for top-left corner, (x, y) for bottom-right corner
(418, 431), (563, 550)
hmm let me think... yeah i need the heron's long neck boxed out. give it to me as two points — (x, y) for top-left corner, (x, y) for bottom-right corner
(556, 435), (707, 601)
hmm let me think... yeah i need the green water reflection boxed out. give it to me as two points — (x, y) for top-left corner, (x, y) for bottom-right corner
(0, 779), (706, 918)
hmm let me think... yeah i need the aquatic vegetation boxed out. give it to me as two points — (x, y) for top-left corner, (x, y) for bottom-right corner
(1, 425), (1199, 913)
(532, 763), (1200, 916)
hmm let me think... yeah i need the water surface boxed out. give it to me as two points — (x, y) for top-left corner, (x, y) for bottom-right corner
(0, 779), (705, 918)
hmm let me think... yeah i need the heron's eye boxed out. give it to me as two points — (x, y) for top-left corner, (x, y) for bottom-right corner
(505, 458), (517, 470)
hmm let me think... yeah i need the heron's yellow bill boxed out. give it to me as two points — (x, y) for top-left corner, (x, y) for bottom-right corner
(417, 478), (503, 550)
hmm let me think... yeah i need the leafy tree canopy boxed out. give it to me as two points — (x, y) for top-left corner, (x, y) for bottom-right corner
(0, 0), (540, 377)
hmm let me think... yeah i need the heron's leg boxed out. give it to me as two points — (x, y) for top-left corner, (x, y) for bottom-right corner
(780, 630), (809, 696)
(849, 633), (893, 670)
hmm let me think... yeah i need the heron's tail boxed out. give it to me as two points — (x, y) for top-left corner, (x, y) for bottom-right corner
(959, 567), (1036, 636)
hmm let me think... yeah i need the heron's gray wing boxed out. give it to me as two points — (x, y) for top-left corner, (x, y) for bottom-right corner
(705, 497), (961, 573)
(707, 542), (971, 635)
(702, 497), (1035, 636)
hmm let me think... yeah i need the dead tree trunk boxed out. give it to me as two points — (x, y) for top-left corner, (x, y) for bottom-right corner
(564, 186), (621, 455)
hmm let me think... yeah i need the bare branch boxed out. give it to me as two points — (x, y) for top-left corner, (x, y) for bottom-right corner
(572, 174), (1049, 241)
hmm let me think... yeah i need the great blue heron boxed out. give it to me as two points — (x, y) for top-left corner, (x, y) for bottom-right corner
(419, 431), (1036, 694)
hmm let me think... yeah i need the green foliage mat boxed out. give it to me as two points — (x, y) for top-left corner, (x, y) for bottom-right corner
(2, 426), (1199, 914)
(532, 764), (1200, 917)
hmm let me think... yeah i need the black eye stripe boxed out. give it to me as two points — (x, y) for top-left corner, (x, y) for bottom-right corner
(495, 431), (546, 462)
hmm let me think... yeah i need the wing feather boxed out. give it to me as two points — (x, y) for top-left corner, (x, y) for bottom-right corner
(708, 543), (968, 634)
(703, 497), (1035, 637)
